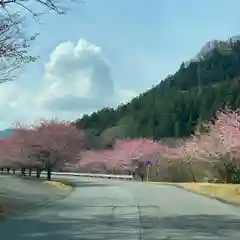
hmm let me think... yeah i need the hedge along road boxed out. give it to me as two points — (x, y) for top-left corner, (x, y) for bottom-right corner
(0, 176), (240, 240)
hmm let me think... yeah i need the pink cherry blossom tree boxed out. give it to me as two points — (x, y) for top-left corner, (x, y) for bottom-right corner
(177, 137), (203, 182)
(78, 138), (167, 178)
(13, 119), (85, 180)
(199, 108), (240, 182)
(0, 132), (45, 174)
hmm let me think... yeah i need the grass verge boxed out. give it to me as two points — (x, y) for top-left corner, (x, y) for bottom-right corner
(44, 180), (75, 190)
(149, 181), (172, 184)
(150, 181), (240, 206)
(177, 182), (240, 205)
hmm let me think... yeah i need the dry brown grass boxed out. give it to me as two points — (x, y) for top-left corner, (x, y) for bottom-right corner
(178, 182), (240, 204)
(44, 180), (72, 190)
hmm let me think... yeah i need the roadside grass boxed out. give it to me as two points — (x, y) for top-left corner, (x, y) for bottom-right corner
(151, 181), (240, 205)
(177, 182), (240, 204)
(14, 174), (76, 190)
(149, 181), (172, 184)
(44, 180), (75, 190)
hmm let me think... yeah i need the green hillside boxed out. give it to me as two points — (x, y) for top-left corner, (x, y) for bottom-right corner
(75, 38), (240, 143)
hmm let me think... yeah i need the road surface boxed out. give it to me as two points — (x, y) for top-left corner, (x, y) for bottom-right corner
(0, 175), (72, 219)
(0, 176), (240, 239)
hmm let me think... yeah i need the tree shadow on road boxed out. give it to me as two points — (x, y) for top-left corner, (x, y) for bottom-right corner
(0, 200), (239, 240)
(141, 213), (240, 239)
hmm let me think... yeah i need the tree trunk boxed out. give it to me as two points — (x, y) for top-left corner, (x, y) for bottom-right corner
(21, 168), (26, 176)
(1, 168), (3, 174)
(36, 169), (41, 178)
(12, 169), (15, 175)
(7, 168), (10, 174)
(189, 168), (196, 182)
(47, 166), (51, 181)
(28, 168), (32, 176)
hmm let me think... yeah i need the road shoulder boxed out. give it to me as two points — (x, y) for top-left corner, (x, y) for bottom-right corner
(0, 175), (74, 221)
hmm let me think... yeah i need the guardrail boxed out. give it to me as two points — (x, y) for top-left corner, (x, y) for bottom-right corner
(48, 172), (133, 180)
(12, 170), (133, 180)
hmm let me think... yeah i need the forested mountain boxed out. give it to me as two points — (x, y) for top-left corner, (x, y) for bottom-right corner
(74, 38), (240, 144)
(0, 129), (13, 138)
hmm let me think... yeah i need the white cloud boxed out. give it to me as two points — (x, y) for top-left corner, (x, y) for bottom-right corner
(0, 82), (43, 128)
(0, 39), (137, 129)
(38, 39), (116, 111)
(117, 89), (137, 104)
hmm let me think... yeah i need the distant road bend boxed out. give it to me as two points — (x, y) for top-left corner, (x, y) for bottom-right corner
(0, 176), (240, 239)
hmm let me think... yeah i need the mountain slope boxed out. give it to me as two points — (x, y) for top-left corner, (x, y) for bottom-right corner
(75, 38), (240, 141)
(0, 129), (13, 138)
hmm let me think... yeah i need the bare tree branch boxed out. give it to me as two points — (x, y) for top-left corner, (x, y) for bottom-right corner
(0, 0), (82, 83)
(0, 0), (82, 16)
(0, 12), (38, 82)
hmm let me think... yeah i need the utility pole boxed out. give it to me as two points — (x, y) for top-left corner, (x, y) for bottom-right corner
(146, 160), (151, 182)
(146, 165), (149, 182)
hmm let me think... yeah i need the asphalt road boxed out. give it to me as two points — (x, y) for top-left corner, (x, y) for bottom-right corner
(0, 176), (240, 239)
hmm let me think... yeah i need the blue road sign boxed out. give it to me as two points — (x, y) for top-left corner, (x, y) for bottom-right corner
(146, 160), (151, 166)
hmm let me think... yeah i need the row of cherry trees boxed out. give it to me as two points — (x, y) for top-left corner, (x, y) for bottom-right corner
(0, 119), (85, 180)
(1, 108), (239, 182)
(77, 108), (240, 183)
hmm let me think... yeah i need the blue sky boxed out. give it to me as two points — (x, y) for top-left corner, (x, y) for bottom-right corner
(1, 0), (240, 129)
